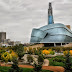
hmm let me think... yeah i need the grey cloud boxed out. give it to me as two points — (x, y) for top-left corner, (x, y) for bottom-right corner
(0, 0), (72, 43)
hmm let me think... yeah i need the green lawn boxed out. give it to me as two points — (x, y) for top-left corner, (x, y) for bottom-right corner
(48, 56), (72, 67)
(0, 66), (53, 72)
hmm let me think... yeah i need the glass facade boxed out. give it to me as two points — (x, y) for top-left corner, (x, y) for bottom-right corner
(30, 23), (72, 43)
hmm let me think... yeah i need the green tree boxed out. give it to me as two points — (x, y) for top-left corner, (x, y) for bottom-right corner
(27, 55), (33, 64)
(1, 52), (12, 66)
(0, 49), (6, 60)
(64, 51), (72, 72)
(13, 44), (24, 59)
(32, 54), (44, 72)
(8, 57), (23, 72)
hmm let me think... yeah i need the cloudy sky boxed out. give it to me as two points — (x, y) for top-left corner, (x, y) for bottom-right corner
(0, 0), (72, 43)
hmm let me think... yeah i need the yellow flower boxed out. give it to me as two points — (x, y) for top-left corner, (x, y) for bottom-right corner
(48, 49), (52, 52)
(1, 52), (12, 63)
(11, 51), (18, 58)
(63, 50), (68, 55)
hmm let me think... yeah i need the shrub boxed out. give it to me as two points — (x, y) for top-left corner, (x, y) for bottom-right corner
(53, 57), (65, 63)
(38, 54), (44, 65)
(10, 50), (18, 58)
(27, 55), (33, 64)
(32, 63), (42, 72)
(27, 48), (33, 54)
(64, 51), (72, 72)
(24, 47), (27, 53)
(50, 51), (55, 55)
(8, 57), (23, 72)
(63, 50), (68, 56)
(0, 49), (6, 60)
(1, 52), (12, 63)
(32, 54), (44, 72)
(13, 44), (24, 59)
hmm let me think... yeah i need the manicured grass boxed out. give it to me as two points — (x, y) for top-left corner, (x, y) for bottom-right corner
(48, 56), (64, 67)
(0, 66), (10, 72)
(0, 66), (53, 72)
(48, 56), (72, 67)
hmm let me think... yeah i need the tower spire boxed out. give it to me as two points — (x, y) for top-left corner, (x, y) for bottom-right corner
(48, 2), (54, 24)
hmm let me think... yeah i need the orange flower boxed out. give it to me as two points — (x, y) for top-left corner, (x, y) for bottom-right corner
(42, 50), (50, 55)
(70, 50), (72, 56)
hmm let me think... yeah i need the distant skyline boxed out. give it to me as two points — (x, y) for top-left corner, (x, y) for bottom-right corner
(0, 0), (72, 43)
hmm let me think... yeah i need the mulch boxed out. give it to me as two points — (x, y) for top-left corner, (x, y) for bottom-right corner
(0, 63), (65, 72)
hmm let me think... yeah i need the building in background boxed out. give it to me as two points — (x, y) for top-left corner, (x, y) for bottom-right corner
(14, 41), (21, 45)
(0, 32), (21, 47)
(0, 32), (6, 43)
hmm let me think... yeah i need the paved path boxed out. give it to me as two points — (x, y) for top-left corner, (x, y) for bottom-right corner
(1, 64), (65, 72)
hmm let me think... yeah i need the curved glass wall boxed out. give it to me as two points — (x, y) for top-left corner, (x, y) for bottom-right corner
(30, 23), (72, 43)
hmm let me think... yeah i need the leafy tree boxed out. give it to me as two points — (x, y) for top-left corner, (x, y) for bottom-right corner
(1, 52), (12, 66)
(10, 50), (18, 58)
(32, 54), (44, 72)
(13, 44), (24, 59)
(38, 54), (44, 65)
(8, 57), (23, 72)
(33, 63), (42, 72)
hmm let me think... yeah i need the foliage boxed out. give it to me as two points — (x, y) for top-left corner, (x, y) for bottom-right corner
(32, 63), (42, 72)
(33, 48), (41, 55)
(27, 55), (33, 64)
(41, 47), (72, 52)
(8, 57), (23, 72)
(27, 48), (33, 54)
(48, 57), (65, 67)
(53, 56), (65, 63)
(64, 51), (72, 72)
(63, 50), (68, 56)
(32, 54), (44, 72)
(10, 50), (18, 58)
(0, 66), (53, 72)
(63, 50), (72, 56)
(50, 51), (55, 55)
(0, 49), (6, 60)
(32, 48), (38, 55)
(38, 54), (44, 65)
(27, 48), (42, 55)
(1, 52), (12, 63)
(24, 47), (27, 53)
(13, 44), (24, 59)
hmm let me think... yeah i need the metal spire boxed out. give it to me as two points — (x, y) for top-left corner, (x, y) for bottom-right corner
(48, 2), (54, 24)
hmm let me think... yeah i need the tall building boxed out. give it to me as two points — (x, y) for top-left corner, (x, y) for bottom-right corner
(48, 2), (54, 24)
(30, 2), (72, 47)
(0, 32), (6, 43)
